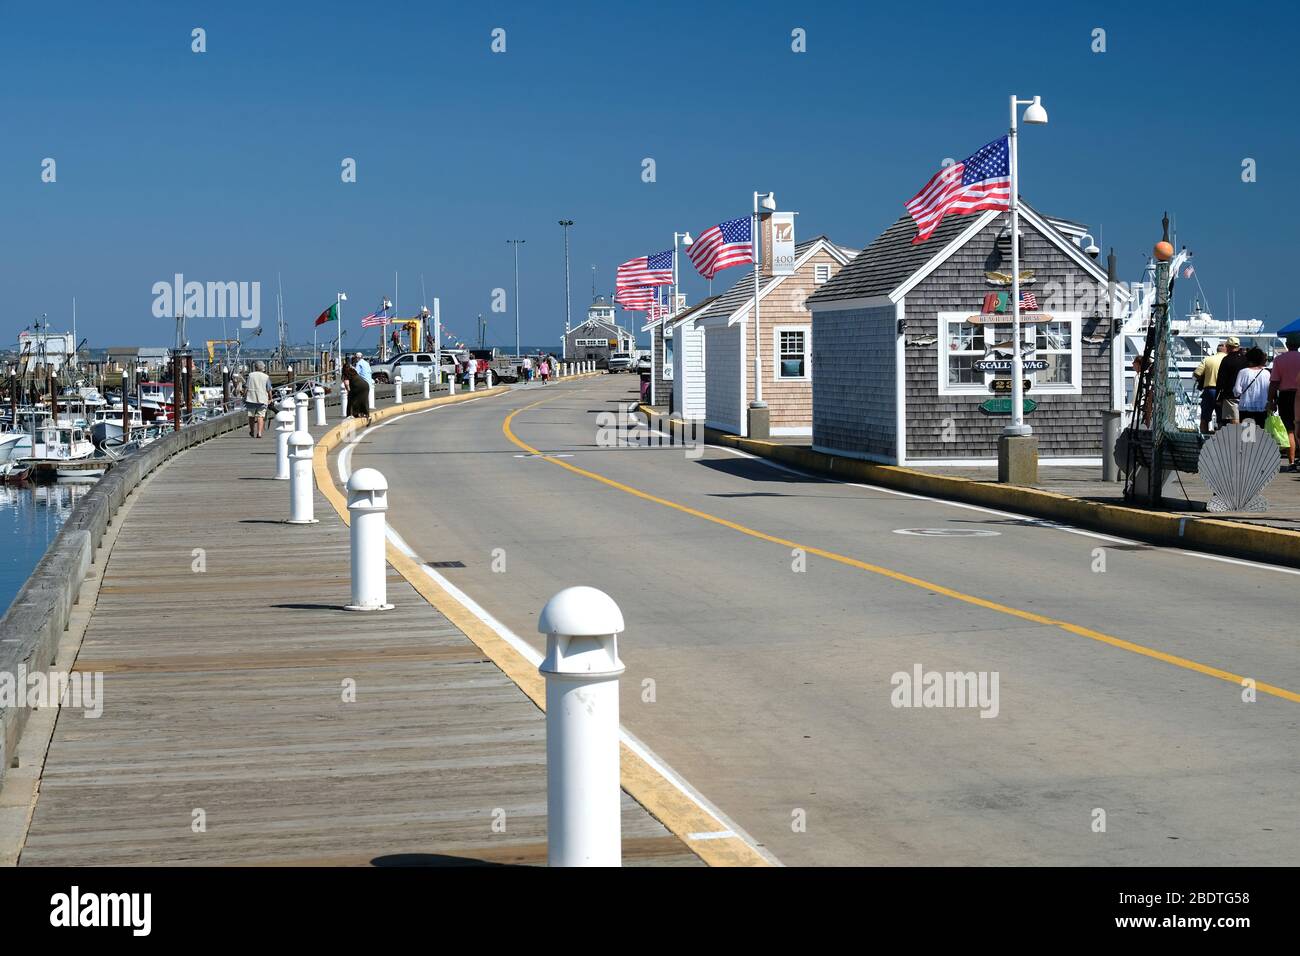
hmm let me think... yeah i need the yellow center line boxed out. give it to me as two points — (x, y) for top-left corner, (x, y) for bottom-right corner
(504, 395), (1300, 705)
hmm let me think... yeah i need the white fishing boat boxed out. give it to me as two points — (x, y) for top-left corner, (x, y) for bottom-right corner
(19, 423), (106, 478)
(90, 406), (145, 446)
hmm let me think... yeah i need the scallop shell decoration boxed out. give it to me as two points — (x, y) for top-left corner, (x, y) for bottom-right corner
(1199, 423), (1279, 512)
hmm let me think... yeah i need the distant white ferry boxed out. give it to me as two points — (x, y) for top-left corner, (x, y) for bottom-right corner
(1121, 253), (1279, 430)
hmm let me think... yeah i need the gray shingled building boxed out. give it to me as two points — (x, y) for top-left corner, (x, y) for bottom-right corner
(805, 202), (1130, 465)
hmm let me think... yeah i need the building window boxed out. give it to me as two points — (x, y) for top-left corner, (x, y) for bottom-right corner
(940, 317), (989, 393)
(775, 326), (810, 380)
(937, 311), (1083, 396)
(1034, 320), (1074, 387)
(814, 263), (832, 285)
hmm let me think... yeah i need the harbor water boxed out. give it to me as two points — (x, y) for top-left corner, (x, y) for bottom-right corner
(0, 480), (91, 616)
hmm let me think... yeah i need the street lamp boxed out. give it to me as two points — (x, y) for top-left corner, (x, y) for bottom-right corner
(1005, 95), (1047, 441)
(336, 292), (347, 389)
(751, 191), (775, 420)
(507, 239), (525, 358)
(559, 221), (574, 358)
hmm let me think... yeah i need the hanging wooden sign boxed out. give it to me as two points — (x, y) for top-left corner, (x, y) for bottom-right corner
(974, 358), (1050, 372)
(963, 313), (1055, 325)
(980, 398), (1037, 415)
(988, 378), (1032, 393)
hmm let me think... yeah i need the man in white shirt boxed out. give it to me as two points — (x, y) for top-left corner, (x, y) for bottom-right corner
(245, 361), (272, 438)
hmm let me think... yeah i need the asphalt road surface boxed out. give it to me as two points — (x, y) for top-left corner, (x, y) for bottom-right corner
(339, 375), (1299, 866)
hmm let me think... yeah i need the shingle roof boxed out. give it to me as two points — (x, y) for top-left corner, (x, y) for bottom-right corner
(665, 295), (719, 328)
(697, 236), (856, 322)
(804, 211), (979, 305)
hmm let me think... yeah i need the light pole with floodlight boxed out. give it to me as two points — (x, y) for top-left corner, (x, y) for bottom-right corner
(335, 292), (347, 389)
(559, 220), (574, 357)
(1005, 94), (1047, 440)
(507, 239), (525, 358)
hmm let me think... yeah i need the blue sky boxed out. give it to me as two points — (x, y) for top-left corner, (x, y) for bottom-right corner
(2, 0), (1295, 350)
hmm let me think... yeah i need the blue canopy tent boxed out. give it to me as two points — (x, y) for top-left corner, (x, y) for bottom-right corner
(1276, 318), (1300, 335)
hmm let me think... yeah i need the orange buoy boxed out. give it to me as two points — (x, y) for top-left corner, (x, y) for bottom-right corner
(1154, 241), (1174, 261)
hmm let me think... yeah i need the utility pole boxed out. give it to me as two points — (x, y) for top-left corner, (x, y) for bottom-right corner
(507, 239), (525, 358)
(559, 220), (574, 359)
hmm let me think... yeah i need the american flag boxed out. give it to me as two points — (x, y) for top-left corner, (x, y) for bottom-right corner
(687, 216), (753, 279)
(615, 286), (656, 311)
(359, 298), (394, 328)
(616, 250), (673, 288)
(905, 137), (1011, 244)
(1019, 291), (1037, 310)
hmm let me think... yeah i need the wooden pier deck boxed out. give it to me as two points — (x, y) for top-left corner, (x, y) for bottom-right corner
(17, 420), (702, 866)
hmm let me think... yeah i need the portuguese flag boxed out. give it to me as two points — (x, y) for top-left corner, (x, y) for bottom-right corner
(314, 302), (339, 327)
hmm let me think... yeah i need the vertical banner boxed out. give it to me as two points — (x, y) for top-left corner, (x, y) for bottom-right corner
(769, 212), (796, 275)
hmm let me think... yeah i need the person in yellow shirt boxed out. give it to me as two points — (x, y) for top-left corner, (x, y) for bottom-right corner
(1194, 342), (1229, 435)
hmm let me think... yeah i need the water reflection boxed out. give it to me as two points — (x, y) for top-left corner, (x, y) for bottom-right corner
(1, 478), (92, 615)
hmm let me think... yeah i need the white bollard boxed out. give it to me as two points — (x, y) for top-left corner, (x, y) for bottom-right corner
(294, 391), (309, 432)
(273, 409), (295, 479)
(448, 372), (457, 396)
(286, 431), (318, 524)
(313, 385), (326, 426)
(368, 382), (376, 410)
(422, 370), (431, 399)
(469, 371), (476, 392)
(395, 376), (403, 404)
(537, 586), (626, 867)
(345, 468), (393, 611)
(486, 368), (494, 388)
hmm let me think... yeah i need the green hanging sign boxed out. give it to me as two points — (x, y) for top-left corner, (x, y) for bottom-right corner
(979, 397), (1037, 415)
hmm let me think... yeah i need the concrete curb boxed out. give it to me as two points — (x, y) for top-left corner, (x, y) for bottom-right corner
(635, 404), (1300, 571)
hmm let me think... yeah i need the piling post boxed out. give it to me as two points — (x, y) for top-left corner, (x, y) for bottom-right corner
(273, 409), (295, 479)
(287, 431), (318, 523)
(345, 468), (393, 611)
(537, 586), (626, 867)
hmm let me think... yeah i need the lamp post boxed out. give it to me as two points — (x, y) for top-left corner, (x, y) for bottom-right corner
(751, 191), (776, 433)
(1005, 94), (1047, 440)
(335, 292), (347, 390)
(559, 221), (574, 359)
(508, 239), (525, 359)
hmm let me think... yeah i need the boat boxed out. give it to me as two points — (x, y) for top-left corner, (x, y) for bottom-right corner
(90, 406), (145, 446)
(1120, 254), (1277, 431)
(18, 423), (107, 478)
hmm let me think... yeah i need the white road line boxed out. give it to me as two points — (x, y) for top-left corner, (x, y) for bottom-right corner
(712, 445), (1300, 577)
(336, 398), (782, 867)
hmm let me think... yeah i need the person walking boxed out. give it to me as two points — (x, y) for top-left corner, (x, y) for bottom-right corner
(1233, 347), (1271, 430)
(522, 355), (532, 383)
(462, 356), (475, 390)
(1194, 342), (1228, 435)
(245, 360), (272, 438)
(1269, 335), (1300, 471)
(539, 355), (550, 384)
(1216, 336), (1247, 425)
